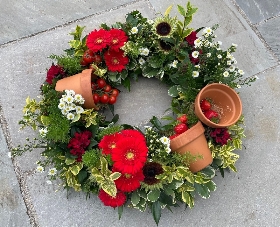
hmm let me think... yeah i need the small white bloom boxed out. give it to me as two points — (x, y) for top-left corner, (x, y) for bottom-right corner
(139, 58), (145, 65)
(192, 51), (199, 58)
(223, 71), (229, 77)
(206, 53), (211, 58)
(192, 71), (199, 78)
(203, 27), (212, 35)
(144, 126), (152, 130)
(194, 38), (202, 48)
(48, 168), (57, 176)
(160, 136), (170, 145)
(194, 64), (200, 68)
(232, 43), (238, 47)
(131, 27), (138, 34)
(227, 61), (232, 65)
(74, 94), (84, 104)
(62, 109), (68, 115)
(236, 85), (241, 88)
(39, 128), (48, 137)
(217, 54), (222, 59)
(170, 60), (178, 68)
(165, 147), (171, 154)
(75, 106), (84, 114)
(58, 102), (66, 110)
(238, 69), (244, 75)
(147, 19), (154, 24)
(64, 95), (74, 104)
(139, 47), (149, 56)
(46, 180), (52, 185)
(233, 59), (237, 64)
(36, 166), (44, 173)
(65, 90), (75, 96)
(229, 65), (236, 72)
(67, 113), (75, 120)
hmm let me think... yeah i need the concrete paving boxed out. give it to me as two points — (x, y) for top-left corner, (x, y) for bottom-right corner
(0, 0), (280, 226)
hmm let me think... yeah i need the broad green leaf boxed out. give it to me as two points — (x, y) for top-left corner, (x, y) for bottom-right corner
(182, 191), (194, 208)
(110, 172), (121, 181)
(147, 189), (161, 202)
(77, 170), (88, 183)
(164, 5), (173, 16)
(195, 183), (210, 199)
(151, 201), (161, 226)
(70, 163), (83, 175)
(168, 85), (179, 97)
(177, 5), (186, 16)
(131, 191), (140, 206)
(200, 166), (216, 178)
(118, 206), (123, 220)
(138, 189), (147, 199)
(204, 181), (217, 192)
(65, 158), (76, 165)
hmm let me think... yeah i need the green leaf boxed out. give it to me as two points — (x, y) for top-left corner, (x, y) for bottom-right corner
(200, 166), (216, 178)
(138, 189), (147, 199)
(159, 191), (174, 206)
(147, 189), (161, 202)
(168, 85), (179, 97)
(110, 172), (121, 181)
(204, 181), (217, 192)
(118, 206), (123, 220)
(77, 169), (88, 183)
(70, 163), (83, 176)
(131, 191), (140, 206)
(164, 5), (173, 16)
(40, 116), (50, 126)
(151, 201), (161, 226)
(194, 183), (210, 199)
(181, 191), (194, 208)
(177, 5), (186, 16)
(65, 158), (76, 165)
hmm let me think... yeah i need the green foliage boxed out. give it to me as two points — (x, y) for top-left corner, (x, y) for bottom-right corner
(82, 149), (101, 169)
(49, 54), (82, 75)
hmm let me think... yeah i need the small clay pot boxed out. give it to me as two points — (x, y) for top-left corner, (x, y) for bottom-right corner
(195, 83), (242, 128)
(55, 69), (98, 110)
(170, 121), (213, 173)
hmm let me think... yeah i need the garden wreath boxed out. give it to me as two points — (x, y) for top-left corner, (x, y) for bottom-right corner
(13, 2), (255, 225)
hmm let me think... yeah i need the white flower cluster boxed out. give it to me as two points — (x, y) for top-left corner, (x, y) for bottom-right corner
(39, 127), (48, 137)
(58, 90), (85, 121)
(159, 136), (171, 154)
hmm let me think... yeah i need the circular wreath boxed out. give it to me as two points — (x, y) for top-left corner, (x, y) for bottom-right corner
(14, 2), (255, 225)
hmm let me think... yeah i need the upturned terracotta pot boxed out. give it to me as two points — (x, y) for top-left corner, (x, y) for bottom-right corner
(194, 83), (242, 128)
(55, 69), (98, 110)
(170, 121), (213, 173)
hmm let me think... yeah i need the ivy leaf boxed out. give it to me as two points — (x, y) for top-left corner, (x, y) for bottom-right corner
(131, 191), (140, 206)
(151, 201), (161, 226)
(147, 189), (160, 202)
(168, 85), (179, 97)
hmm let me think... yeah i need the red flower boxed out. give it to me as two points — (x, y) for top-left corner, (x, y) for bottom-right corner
(111, 137), (148, 174)
(210, 128), (231, 145)
(104, 50), (129, 72)
(109, 29), (128, 51)
(113, 168), (144, 192)
(98, 189), (126, 208)
(186, 31), (197, 46)
(46, 64), (64, 84)
(98, 133), (122, 155)
(86, 29), (110, 53)
(121, 129), (146, 141)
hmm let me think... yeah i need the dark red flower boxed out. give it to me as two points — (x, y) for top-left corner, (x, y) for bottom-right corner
(143, 162), (164, 185)
(98, 133), (122, 155)
(108, 29), (128, 51)
(46, 64), (64, 84)
(98, 189), (126, 208)
(104, 50), (129, 72)
(113, 168), (144, 192)
(86, 29), (111, 52)
(186, 31), (197, 46)
(210, 128), (231, 145)
(111, 137), (148, 174)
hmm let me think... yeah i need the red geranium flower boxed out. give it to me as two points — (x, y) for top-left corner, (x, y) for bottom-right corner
(98, 133), (122, 155)
(86, 29), (110, 53)
(113, 168), (144, 192)
(111, 137), (148, 174)
(98, 189), (126, 208)
(46, 64), (65, 84)
(104, 50), (129, 72)
(186, 31), (197, 46)
(108, 29), (128, 51)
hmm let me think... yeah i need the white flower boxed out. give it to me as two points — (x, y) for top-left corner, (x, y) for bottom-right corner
(139, 58), (145, 65)
(192, 71), (199, 78)
(139, 47), (149, 56)
(39, 128), (48, 137)
(223, 71), (229, 77)
(36, 166), (44, 173)
(48, 168), (57, 176)
(75, 106), (84, 114)
(236, 85), (241, 88)
(165, 147), (171, 154)
(217, 41), (222, 46)
(67, 113), (75, 120)
(131, 27), (138, 34)
(147, 19), (154, 24)
(58, 101), (66, 110)
(229, 65), (236, 72)
(62, 109), (68, 115)
(65, 90), (75, 97)
(194, 38), (202, 48)
(217, 54), (222, 59)
(194, 64), (200, 68)
(46, 180), (52, 185)
(227, 61), (232, 65)
(203, 27), (212, 35)
(144, 126), (152, 130)
(232, 43), (238, 47)
(170, 60), (178, 68)
(160, 136), (170, 145)
(206, 53), (211, 57)
(238, 69), (244, 75)
(192, 51), (199, 58)
(64, 95), (74, 104)
(74, 94), (84, 104)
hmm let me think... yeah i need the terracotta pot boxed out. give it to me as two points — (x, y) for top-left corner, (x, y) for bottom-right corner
(55, 69), (98, 110)
(170, 121), (213, 173)
(194, 83), (242, 128)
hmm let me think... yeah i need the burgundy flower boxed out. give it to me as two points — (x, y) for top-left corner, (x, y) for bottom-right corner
(46, 64), (65, 84)
(210, 128), (231, 145)
(186, 31), (197, 46)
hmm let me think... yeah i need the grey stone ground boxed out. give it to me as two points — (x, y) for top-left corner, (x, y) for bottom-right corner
(0, 0), (280, 226)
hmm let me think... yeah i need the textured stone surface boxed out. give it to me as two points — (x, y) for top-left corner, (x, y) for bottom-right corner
(235, 0), (280, 24)
(0, 126), (30, 227)
(257, 17), (280, 60)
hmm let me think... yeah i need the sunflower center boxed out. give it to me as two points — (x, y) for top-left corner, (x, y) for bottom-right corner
(96, 38), (103, 44)
(147, 169), (155, 177)
(112, 38), (119, 44)
(126, 150), (135, 160)
(112, 58), (119, 65)
(156, 22), (171, 36)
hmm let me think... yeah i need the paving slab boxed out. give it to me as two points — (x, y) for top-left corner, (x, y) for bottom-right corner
(0, 125), (30, 227)
(235, 0), (280, 24)
(0, 0), (136, 45)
